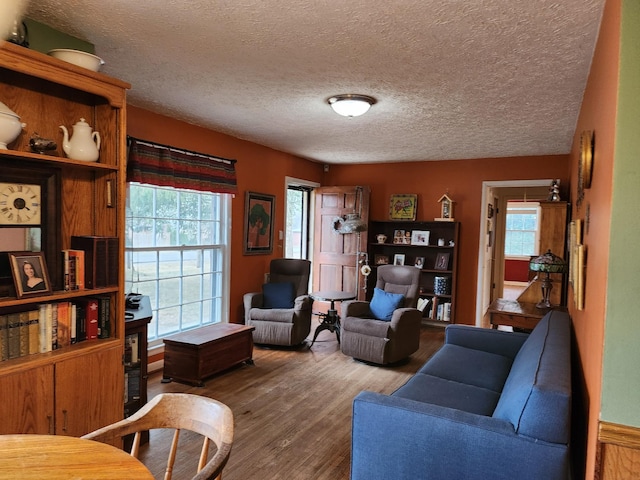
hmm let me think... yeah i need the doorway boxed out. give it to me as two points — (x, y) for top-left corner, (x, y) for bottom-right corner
(475, 180), (553, 326)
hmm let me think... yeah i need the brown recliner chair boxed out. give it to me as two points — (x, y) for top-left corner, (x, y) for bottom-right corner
(244, 259), (312, 346)
(341, 265), (422, 365)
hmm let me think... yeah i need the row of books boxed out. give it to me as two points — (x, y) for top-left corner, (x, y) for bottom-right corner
(0, 297), (111, 362)
(417, 297), (451, 321)
(62, 236), (119, 291)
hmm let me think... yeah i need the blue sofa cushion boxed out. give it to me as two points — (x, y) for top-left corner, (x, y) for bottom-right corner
(262, 282), (296, 309)
(418, 344), (514, 393)
(393, 373), (501, 415)
(369, 287), (404, 321)
(492, 311), (572, 444)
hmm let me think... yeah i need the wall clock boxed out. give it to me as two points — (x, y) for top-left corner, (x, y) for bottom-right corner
(0, 162), (61, 293)
(0, 182), (42, 225)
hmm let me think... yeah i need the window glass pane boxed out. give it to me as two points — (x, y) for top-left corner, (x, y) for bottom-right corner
(179, 220), (200, 245)
(157, 306), (180, 337)
(156, 188), (178, 219)
(505, 203), (540, 257)
(126, 183), (230, 343)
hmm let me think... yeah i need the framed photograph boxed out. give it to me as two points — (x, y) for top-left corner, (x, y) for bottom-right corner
(9, 251), (51, 298)
(414, 256), (425, 269)
(393, 229), (405, 244)
(243, 191), (275, 255)
(393, 254), (406, 266)
(434, 252), (450, 271)
(389, 194), (418, 221)
(374, 254), (389, 266)
(411, 230), (430, 246)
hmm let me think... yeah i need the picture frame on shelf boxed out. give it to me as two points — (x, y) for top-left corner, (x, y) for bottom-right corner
(9, 251), (51, 298)
(434, 252), (450, 270)
(414, 256), (425, 269)
(393, 254), (406, 266)
(389, 194), (418, 221)
(243, 191), (275, 255)
(411, 230), (430, 246)
(393, 229), (408, 244)
(374, 254), (390, 266)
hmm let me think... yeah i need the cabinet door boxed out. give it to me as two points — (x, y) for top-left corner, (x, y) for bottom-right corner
(0, 364), (54, 434)
(55, 345), (124, 436)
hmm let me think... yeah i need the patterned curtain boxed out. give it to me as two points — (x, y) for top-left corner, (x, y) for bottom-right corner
(127, 138), (237, 194)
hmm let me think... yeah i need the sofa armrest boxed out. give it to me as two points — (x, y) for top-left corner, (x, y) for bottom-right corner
(351, 391), (569, 480)
(444, 324), (529, 359)
(243, 292), (263, 323)
(294, 294), (312, 311)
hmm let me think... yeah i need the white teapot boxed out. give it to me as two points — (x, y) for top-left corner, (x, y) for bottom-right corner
(60, 118), (101, 162)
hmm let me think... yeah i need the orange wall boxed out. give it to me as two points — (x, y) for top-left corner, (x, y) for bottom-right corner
(127, 106), (324, 322)
(325, 156), (570, 324)
(568, 0), (619, 477)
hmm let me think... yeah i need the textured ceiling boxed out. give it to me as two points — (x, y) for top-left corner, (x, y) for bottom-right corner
(25, 0), (605, 164)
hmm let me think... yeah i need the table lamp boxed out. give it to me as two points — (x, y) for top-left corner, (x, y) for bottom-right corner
(529, 250), (567, 308)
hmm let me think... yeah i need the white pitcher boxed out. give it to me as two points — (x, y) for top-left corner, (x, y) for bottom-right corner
(60, 118), (101, 162)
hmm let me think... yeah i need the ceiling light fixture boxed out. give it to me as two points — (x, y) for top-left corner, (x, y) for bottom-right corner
(327, 94), (376, 117)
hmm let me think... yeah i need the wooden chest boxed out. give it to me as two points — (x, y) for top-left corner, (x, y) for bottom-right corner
(162, 323), (255, 386)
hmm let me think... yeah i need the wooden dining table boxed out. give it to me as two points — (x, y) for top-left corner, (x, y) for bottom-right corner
(0, 434), (154, 479)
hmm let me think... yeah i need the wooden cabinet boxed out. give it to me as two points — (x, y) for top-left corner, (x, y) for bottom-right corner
(516, 201), (569, 306)
(368, 220), (459, 324)
(124, 296), (152, 446)
(0, 42), (129, 436)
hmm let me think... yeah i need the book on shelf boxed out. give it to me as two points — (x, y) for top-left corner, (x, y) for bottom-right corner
(7, 313), (21, 359)
(51, 302), (58, 350)
(95, 296), (111, 339)
(27, 309), (39, 355)
(70, 303), (77, 344)
(18, 311), (30, 357)
(70, 236), (118, 289)
(82, 298), (99, 341)
(73, 301), (87, 343)
(56, 302), (72, 348)
(62, 249), (86, 290)
(0, 314), (8, 361)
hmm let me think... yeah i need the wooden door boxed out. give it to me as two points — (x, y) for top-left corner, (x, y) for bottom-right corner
(312, 186), (370, 300)
(0, 364), (54, 434)
(55, 345), (124, 437)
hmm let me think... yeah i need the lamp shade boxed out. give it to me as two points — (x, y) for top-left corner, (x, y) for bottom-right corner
(328, 94), (376, 117)
(529, 250), (567, 274)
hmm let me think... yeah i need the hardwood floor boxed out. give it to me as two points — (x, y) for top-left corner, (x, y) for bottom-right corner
(140, 323), (445, 480)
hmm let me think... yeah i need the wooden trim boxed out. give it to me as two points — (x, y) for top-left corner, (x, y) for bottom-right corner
(599, 421), (640, 449)
(0, 42), (130, 107)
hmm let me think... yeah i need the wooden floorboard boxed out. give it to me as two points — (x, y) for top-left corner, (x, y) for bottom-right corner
(140, 322), (445, 480)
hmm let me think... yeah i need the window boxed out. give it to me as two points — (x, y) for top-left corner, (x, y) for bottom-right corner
(125, 183), (231, 344)
(285, 181), (314, 259)
(504, 202), (541, 258)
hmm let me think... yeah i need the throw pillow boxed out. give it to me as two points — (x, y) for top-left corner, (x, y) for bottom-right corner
(369, 287), (405, 321)
(262, 282), (296, 309)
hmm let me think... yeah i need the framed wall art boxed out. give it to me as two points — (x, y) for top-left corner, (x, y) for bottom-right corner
(9, 251), (51, 298)
(243, 191), (275, 255)
(389, 194), (417, 221)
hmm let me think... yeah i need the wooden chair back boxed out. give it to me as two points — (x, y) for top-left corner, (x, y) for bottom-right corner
(83, 393), (233, 480)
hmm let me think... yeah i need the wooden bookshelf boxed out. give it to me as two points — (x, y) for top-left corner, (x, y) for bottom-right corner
(0, 42), (129, 437)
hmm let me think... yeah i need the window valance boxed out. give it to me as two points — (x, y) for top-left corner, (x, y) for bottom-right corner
(127, 137), (237, 194)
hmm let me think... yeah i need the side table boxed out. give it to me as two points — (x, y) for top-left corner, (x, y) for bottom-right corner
(310, 291), (357, 346)
(488, 298), (566, 331)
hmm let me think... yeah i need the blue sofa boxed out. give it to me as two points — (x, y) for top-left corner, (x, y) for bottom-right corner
(350, 310), (571, 480)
